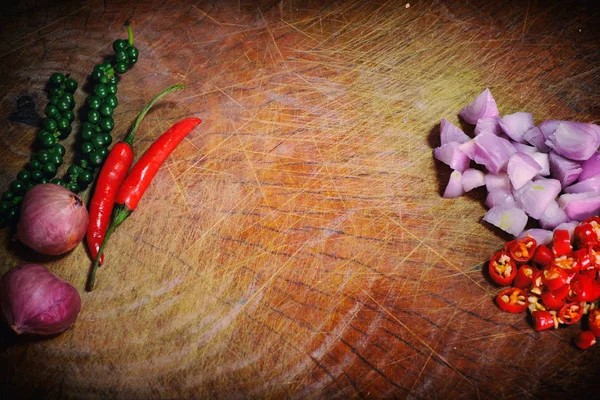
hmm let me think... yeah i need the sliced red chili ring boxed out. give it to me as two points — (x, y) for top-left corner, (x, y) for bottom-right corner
(532, 245), (554, 267)
(496, 287), (528, 313)
(513, 265), (536, 289)
(506, 237), (537, 264)
(574, 222), (599, 248)
(541, 284), (569, 310)
(530, 269), (544, 295)
(553, 229), (572, 257)
(573, 248), (592, 271)
(541, 264), (569, 291)
(558, 302), (584, 325)
(588, 309), (600, 337)
(567, 274), (594, 302)
(532, 310), (555, 331)
(488, 251), (517, 286)
(573, 330), (597, 350)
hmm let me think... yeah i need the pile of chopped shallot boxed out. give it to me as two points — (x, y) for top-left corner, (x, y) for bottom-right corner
(434, 88), (600, 243)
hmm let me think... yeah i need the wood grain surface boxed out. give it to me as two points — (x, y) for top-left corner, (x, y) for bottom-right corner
(1, 0), (599, 399)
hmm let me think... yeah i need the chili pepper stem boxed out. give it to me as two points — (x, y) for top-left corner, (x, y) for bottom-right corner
(85, 204), (132, 291)
(124, 84), (186, 146)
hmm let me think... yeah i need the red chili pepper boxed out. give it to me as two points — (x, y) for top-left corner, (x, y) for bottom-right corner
(513, 265), (536, 289)
(496, 287), (527, 313)
(506, 237), (536, 264)
(488, 251), (517, 286)
(573, 248), (592, 271)
(86, 85), (185, 267)
(541, 284), (569, 310)
(530, 269), (544, 294)
(552, 230), (572, 257)
(574, 222), (599, 248)
(589, 309), (600, 337)
(532, 245), (553, 267)
(541, 264), (569, 291)
(86, 115), (202, 291)
(573, 330), (596, 350)
(558, 302), (584, 325)
(532, 310), (555, 331)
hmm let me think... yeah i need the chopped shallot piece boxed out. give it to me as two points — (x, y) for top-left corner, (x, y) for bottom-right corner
(443, 170), (464, 198)
(558, 192), (600, 221)
(459, 88), (499, 125)
(563, 174), (600, 194)
(474, 117), (501, 136)
(462, 168), (485, 192)
(507, 152), (542, 190)
(545, 122), (600, 161)
(483, 204), (528, 237)
(579, 151), (600, 182)
(485, 173), (511, 192)
(434, 142), (470, 172)
(539, 201), (569, 230)
(485, 189), (515, 208)
(549, 151), (582, 187)
(440, 118), (470, 145)
(513, 178), (562, 219)
(530, 152), (550, 176)
(523, 126), (550, 153)
(499, 112), (535, 143)
(467, 133), (516, 174)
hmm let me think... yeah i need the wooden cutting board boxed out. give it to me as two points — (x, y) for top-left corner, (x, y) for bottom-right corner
(1, 0), (599, 398)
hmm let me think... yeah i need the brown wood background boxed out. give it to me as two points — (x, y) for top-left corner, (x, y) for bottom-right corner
(0, 0), (599, 399)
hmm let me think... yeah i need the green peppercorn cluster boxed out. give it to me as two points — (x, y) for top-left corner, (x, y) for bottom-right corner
(0, 73), (78, 226)
(0, 25), (139, 228)
(62, 37), (138, 191)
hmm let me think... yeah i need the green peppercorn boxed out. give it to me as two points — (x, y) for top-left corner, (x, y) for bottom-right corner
(104, 94), (118, 108)
(99, 117), (114, 132)
(50, 178), (66, 187)
(81, 141), (94, 154)
(102, 133), (113, 146)
(61, 93), (75, 109)
(115, 62), (128, 74)
(56, 98), (70, 112)
(107, 84), (118, 95)
(27, 160), (42, 171)
(49, 96), (59, 106)
(42, 118), (58, 132)
(113, 39), (129, 52)
(30, 169), (43, 182)
(37, 131), (56, 148)
(37, 150), (51, 164)
(77, 169), (93, 184)
(86, 95), (102, 110)
(94, 84), (108, 98)
(99, 104), (113, 117)
(54, 144), (66, 156)
(57, 117), (70, 132)
(2, 191), (13, 202)
(45, 104), (61, 119)
(91, 133), (106, 148)
(109, 76), (119, 85)
(49, 87), (63, 97)
(41, 162), (57, 178)
(61, 110), (75, 123)
(7, 208), (18, 222)
(49, 153), (63, 166)
(81, 128), (93, 141)
(49, 72), (65, 87)
(11, 180), (26, 194)
(127, 46), (139, 64)
(99, 75), (109, 85)
(39, 178), (49, 184)
(12, 196), (23, 206)
(17, 170), (31, 182)
(91, 66), (104, 81)
(114, 50), (129, 63)
(64, 78), (78, 93)
(66, 182), (80, 193)
(67, 165), (81, 177)
(88, 110), (101, 125)
(25, 183), (35, 192)
(98, 147), (109, 158)
(88, 150), (104, 167)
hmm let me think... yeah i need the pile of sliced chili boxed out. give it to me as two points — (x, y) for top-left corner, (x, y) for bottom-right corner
(488, 216), (600, 349)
